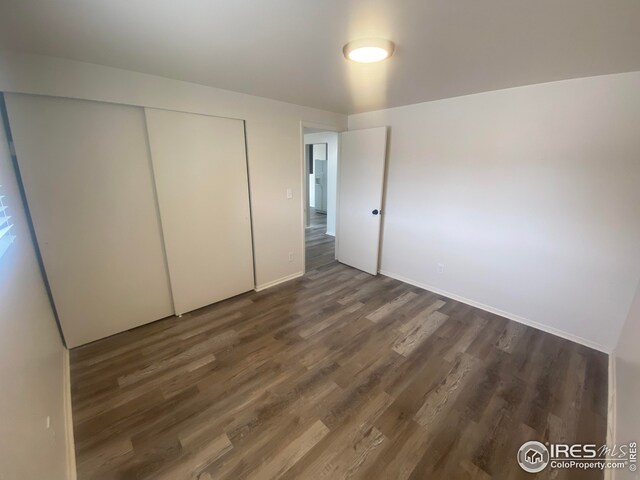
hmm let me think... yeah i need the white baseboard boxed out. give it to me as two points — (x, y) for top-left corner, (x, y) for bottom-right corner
(63, 348), (77, 480)
(379, 270), (610, 354)
(605, 355), (617, 480)
(255, 271), (304, 292)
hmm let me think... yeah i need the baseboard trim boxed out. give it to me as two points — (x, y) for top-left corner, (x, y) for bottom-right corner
(255, 271), (304, 292)
(379, 270), (610, 354)
(605, 355), (617, 480)
(63, 348), (77, 480)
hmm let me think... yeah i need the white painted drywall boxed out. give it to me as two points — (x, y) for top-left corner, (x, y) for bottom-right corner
(616, 280), (640, 368)
(614, 281), (640, 480)
(3, 0), (640, 114)
(304, 132), (339, 236)
(0, 52), (347, 290)
(349, 72), (640, 352)
(5, 94), (175, 348)
(0, 107), (71, 478)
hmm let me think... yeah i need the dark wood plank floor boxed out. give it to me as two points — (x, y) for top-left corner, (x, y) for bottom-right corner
(70, 260), (608, 479)
(305, 208), (335, 271)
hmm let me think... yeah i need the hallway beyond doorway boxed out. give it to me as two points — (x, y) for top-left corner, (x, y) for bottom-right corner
(305, 208), (335, 270)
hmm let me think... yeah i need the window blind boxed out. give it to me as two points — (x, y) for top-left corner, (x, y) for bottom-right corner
(0, 185), (15, 258)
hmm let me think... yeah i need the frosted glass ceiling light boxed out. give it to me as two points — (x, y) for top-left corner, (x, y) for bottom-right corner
(343, 38), (395, 63)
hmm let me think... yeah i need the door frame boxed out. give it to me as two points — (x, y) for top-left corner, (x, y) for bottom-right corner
(299, 121), (344, 274)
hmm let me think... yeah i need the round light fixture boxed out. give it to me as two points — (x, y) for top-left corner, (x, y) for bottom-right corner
(343, 38), (395, 63)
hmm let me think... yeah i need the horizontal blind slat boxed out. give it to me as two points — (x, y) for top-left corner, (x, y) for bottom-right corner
(0, 185), (14, 258)
(0, 232), (15, 258)
(0, 224), (14, 240)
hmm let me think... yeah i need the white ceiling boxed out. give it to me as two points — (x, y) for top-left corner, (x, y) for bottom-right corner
(1, 0), (639, 114)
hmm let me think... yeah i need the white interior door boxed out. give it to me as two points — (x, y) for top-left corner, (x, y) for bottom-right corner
(337, 127), (388, 275)
(145, 108), (254, 315)
(5, 94), (174, 347)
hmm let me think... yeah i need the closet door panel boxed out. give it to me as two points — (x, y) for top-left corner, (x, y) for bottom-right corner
(144, 108), (254, 315)
(5, 94), (174, 347)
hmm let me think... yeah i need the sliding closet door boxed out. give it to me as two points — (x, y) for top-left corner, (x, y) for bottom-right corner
(145, 109), (254, 315)
(5, 94), (174, 347)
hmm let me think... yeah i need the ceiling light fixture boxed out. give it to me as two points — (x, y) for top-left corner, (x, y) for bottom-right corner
(343, 38), (395, 63)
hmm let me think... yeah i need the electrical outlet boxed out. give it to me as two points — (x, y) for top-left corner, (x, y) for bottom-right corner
(286, 188), (293, 199)
(288, 252), (294, 262)
(437, 263), (445, 274)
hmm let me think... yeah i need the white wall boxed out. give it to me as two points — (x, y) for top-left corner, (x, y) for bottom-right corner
(613, 281), (640, 480)
(616, 280), (640, 367)
(304, 131), (339, 236)
(0, 52), (347, 290)
(0, 107), (71, 478)
(349, 72), (640, 352)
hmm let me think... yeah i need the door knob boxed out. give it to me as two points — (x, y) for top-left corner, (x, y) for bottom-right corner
(372, 209), (379, 215)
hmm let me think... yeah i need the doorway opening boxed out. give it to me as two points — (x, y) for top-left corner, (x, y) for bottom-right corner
(303, 129), (339, 271)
